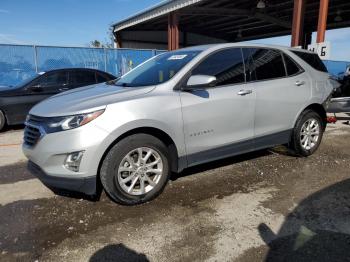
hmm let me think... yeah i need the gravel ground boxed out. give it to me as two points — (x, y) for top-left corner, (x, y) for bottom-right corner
(0, 121), (350, 262)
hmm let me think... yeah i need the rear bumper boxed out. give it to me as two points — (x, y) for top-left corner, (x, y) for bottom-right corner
(327, 97), (350, 113)
(28, 161), (97, 195)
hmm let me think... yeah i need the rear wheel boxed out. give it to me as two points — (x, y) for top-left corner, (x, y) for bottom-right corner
(100, 134), (170, 205)
(289, 110), (324, 156)
(0, 110), (6, 131)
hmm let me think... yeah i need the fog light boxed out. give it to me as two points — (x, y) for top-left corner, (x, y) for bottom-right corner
(64, 151), (84, 172)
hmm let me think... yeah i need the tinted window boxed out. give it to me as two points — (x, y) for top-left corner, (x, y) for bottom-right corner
(96, 73), (110, 83)
(69, 71), (96, 85)
(113, 51), (200, 87)
(283, 54), (302, 76)
(292, 51), (328, 72)
(36, 71), (68, 87)
(192, 48), (245, 85)
(247, 48), (286, 81)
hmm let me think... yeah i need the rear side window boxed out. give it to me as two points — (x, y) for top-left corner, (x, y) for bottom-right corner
(283, 54), (302, 76)
(96, 73), (110, 83)
(69, 71), (96, 85)
(292, 51), (328, 72)
(247, 48), (286, 81)
(192, 48), (245, 85)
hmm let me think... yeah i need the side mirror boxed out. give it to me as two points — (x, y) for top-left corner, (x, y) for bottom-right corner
(184, 75), (217, 90)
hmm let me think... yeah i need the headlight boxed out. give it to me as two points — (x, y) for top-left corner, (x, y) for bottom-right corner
(45, 109), (105, 133)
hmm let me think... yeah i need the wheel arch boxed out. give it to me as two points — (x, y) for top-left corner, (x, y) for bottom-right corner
(97, 126), (181, 182)
(302, 103), (327, 129)
(293, 103), (327, 130)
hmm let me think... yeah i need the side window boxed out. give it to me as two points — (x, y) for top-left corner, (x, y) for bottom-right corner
(192, 48), (245, 86)
(249, 48), (286, 81)
(35, 71), (68, 88)
(283, 54), (302, 76)
(69, 71), (96, 86)
(292, 51), (328, 72)
(96, 73), (109, 83)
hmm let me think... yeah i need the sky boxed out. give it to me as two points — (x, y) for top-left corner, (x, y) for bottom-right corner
(0, 0), (349, 61)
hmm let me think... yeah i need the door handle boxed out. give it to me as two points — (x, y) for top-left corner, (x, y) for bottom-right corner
(237, 89), (253, 96)
(295, 80), (305, 86)
(59, 87), (69, 92)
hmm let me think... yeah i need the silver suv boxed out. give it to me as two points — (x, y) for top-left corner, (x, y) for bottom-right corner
(23, 44), (335, 205)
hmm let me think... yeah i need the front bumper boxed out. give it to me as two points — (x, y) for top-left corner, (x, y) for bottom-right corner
(28, 161), (96, 195)
(22, 119), (115, 196)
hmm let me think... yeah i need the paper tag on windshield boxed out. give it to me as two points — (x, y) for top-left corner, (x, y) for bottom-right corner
(168, 55), (187, 60)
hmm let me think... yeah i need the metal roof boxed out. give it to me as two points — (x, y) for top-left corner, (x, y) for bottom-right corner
(113, 0), (205, 32)
(112, 0), (350, 44)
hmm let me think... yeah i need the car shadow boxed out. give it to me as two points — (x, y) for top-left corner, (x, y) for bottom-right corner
(1, 124), (24, 132)
(258, 178), (350, 261)
(89, 244), (149, 262)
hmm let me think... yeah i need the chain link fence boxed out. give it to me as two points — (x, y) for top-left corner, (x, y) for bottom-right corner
(0, 44), (165, 86)
(0, 43), (348, 87)
(324, 60), (350, 78)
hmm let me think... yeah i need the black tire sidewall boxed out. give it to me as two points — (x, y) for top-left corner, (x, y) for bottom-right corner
(0, 111), (5, 131)
(293, 110), (324, 156)
(100, 134), (170, 205)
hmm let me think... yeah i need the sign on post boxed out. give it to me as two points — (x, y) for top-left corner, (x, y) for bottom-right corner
(307, 42), (331, 60)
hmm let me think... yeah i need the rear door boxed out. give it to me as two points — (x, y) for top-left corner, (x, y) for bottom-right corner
(242, 48), (310, 146)
(180, 48), (256, 166)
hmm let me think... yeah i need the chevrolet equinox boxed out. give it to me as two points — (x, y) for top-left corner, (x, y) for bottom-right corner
(23, 44), (336, 205)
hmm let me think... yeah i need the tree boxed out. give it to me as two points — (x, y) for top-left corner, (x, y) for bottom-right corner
(89, 28), (115, 48)
(90, 40), (103, 48)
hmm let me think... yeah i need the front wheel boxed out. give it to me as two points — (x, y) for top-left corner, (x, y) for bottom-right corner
(289, 110), (324, 157)
(100, 134), (170, 205)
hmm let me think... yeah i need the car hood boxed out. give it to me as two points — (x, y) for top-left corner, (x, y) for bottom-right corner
(30, 83), (156, 117)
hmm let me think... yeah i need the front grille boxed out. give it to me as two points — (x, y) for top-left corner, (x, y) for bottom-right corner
(24, 115), (45, 147)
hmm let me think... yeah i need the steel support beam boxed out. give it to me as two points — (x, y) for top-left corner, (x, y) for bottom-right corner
(316, 0), (329, 43)
(303, 31), (312, 49)
(291, 0), (306, 47)
(115, 33), (123, 48)
(168, 12), (179, 51)
(183, 7), (291, 29)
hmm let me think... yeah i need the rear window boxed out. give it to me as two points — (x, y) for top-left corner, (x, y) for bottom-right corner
(69, 71), (96, 85)
(292, 51), (328, 72)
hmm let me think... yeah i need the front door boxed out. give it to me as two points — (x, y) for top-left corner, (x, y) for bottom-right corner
(180, 48), (255, 166)
(10, 71), (68, 123)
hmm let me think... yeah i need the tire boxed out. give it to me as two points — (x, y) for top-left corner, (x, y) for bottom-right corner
(0, 110), (6, 132)
(100, 134), (170, 205)
(289, 109), (324, 157)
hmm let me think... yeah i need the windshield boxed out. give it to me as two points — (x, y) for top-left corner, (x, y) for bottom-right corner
(112, 50), (201, 87)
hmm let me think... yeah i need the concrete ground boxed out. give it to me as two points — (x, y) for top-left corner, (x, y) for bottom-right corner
(0, 118), (350, 262)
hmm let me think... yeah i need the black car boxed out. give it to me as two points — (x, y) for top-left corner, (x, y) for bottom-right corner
(0, 68), (116, 131)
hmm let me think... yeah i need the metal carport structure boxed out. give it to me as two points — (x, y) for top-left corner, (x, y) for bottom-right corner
(112, 0), (350, 50)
